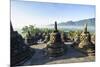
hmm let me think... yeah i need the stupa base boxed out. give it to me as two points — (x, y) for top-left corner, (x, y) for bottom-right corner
(47, 47), (64, 57)
(74, 47), (95, 56)
(46, 43), (67, 57)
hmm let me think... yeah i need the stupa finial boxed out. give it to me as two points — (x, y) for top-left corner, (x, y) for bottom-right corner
(83, 23), (87, 33)
(54, 21), (58, 32)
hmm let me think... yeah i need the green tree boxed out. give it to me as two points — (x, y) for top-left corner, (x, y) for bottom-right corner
(22, 26), (29, 34)
(29, 25), (35, 35)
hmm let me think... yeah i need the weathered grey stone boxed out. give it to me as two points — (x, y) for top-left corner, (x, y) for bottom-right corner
(91, 34), (95, 45)
(25, 31), (37, 45)
(78, 24), (95, 56)
(46, 21), (67, 57)
(61, 32), (69, 42)
(43, 33), (50, 43)
(73, 32), (80, 48)
(10, 22), (34, 66)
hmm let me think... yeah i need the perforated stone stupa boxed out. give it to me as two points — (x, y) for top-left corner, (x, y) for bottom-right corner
(78, 24), (95, 56)
(46, 21), (67, 57)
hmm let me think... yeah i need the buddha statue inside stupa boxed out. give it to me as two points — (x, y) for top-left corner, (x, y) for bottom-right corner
(78, 23), (95, 56)
(46, 21), (67, 57)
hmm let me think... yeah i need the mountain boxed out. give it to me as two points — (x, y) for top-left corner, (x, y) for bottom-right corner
(49, 18), (95, 26)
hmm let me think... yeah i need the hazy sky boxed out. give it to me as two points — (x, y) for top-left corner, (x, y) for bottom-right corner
(11, 0), (95, 29)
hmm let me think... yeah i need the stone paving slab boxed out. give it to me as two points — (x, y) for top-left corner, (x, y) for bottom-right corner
(23, 43), (95, 66)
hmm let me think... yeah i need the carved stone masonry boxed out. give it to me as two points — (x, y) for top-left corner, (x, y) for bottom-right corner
(46, 21), (67, 57)
(78, 24), (95, 56)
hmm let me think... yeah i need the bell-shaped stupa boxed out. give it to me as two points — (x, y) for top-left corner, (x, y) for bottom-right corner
(46, 21), (67, 57)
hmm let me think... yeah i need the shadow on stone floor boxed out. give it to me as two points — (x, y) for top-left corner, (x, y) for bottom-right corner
(23, 46), (89, 66)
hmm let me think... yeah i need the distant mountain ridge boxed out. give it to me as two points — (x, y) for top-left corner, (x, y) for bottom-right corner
(49, 18), (95, 26)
